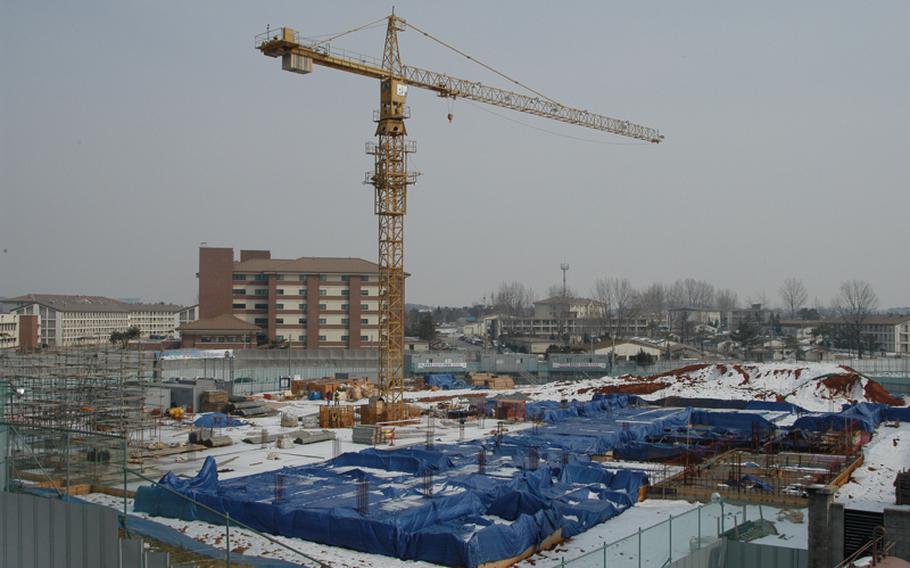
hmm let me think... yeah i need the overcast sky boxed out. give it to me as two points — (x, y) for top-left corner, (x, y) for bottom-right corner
(1, 1), (908, 308)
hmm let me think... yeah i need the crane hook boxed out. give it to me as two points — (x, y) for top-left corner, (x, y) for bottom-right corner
(447, 113), (453, 123)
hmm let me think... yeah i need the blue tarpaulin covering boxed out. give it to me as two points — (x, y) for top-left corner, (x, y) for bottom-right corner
(194, 413), (244, 428)
(136, 449), (647, 568)
(791, 403), (910, 433)
(425, 374), (468, 390)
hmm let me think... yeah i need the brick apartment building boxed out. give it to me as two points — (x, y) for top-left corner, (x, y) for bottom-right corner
(187, 247), (384, 349)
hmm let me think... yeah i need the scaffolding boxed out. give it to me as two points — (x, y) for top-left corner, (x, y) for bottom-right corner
(0, 346), (157, 490)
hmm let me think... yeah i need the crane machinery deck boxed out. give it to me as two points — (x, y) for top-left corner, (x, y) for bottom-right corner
(256, 13), (662, 424)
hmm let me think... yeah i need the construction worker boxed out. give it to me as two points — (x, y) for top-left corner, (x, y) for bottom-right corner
(333, 389), (341, 406)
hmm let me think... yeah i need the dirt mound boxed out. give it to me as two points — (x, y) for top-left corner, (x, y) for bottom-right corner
(863, 380), (905, 406)
(821, 372), (861, 400)
(648, 363), (709, 380)
(591, 382), (671, 395)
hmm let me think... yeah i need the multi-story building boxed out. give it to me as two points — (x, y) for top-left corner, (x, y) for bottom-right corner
(0, 313), (40, 351)
(192, 247), (382, 349)
(532, 297), (601, 319)
(830, 315), (910, 355)
(8, 294), (187, 348)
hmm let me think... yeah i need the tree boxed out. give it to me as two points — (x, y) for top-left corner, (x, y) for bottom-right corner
(546, 284), (577, 299)
(638, 283), (667, 338)
(592, 277), (639, 340)
(716, 288), (739, 312)
(681, 278), (715, 308)
(779, 277), (808, 319)
(834, 280), (879, 359)
(492, 281), (536, 316)
(415, 312), (436, 342)
(732, 317), (762, 359)
(109, 326), (141, 349)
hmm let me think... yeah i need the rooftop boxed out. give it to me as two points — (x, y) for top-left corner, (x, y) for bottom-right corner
(234, 256), (380, 274)
(7, 294), (183, 313)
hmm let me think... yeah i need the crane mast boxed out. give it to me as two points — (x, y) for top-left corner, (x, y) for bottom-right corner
(257, 15), (662, 421)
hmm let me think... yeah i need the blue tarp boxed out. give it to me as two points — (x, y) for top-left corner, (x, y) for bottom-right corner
(194, 413), (244, 428)
(690, 410), (778, 433)
(791, 403), (885, 433)
(136, 450), (647, 568)
(425, 374), (468, 390)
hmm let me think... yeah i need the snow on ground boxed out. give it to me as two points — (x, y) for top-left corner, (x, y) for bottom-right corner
(517, 500), (808, 567)
(82, 492), (440, 568)
(112, 362), (895, 565)
(523, 362), (904, 412)
(835, 421), (910, 511)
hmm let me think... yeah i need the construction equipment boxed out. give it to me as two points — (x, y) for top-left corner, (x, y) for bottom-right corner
(256, 14), (662, 421)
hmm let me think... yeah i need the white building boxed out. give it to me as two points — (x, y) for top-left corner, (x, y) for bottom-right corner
(8, 294), (192, 348)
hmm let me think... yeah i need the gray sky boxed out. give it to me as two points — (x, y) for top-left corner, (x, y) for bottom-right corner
(1, 1), (908, 308)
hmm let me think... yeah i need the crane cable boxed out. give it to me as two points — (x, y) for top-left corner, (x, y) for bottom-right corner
(403, 20), (563, 107)
(310, 15), (390, 46)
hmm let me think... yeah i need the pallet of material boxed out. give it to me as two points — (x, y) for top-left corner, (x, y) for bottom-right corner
(241, 429), (336, 445)
(468, 373), (515, 390)
(199, 390), (229, 413)
(352, 424), (384, 445)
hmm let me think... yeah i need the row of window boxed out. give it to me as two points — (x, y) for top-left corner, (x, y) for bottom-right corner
(232, 289), (371, 297)
(233, 303), (372, 311)
(253, 318), (370, 325)
(275, 335), (373, 342)
(234, 274), (370, 282)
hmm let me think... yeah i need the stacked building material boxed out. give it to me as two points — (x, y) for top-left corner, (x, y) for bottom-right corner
(468, 373), (515, 390)
(199, 390), (229, 413)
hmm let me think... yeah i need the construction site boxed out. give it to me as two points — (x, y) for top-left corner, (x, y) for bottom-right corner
(3, 5), (910, 568)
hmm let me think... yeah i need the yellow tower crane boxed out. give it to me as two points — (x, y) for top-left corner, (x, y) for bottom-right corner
(256, 14), (662, 422)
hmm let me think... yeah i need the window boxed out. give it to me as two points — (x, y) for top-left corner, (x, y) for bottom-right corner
(342, 304), (349, 311)
(276, 318), (284, 324)
(341, 275), (350, 282)
(319, 289), (327, 296)
(341, 335), (349, 341)
(361, 318), (369, 324)
(298, 335), (306, 341)
(362, 276), (369, 282)
(275, 274), (284, 281)
(361, 303), (369, 310)
(299, 303), (307, 310)
(234, 274), (247, 281)
(319, 318), (327, 324)
(275, 303), (284, 309)
(254, 274), (268, 281)
(254, 303), (268, 309)
(361, 290), (369, 296)
(232, 303), (245, 309)
(341, 318), (349, 325)
(254, 318), (267, 325)
(276, 335), (284, 341)
(276, 289), (284, 295)
(298, 318), (306, 324)
(341, 289), (350, 296)
(232, 289), (246, 295)
(318, 335), (327, 341)
(361, 335), (369, 341)
(319, 275), (328, 282)
(319, 303), (327, 310)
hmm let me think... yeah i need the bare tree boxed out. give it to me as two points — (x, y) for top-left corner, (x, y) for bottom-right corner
(665, 281), (687, 309)
(779, 278), (808, 318)
(546, 284), (577, 299)
(493, 282), (536, 316)
(716, 289), (739, 312)
(592, 277), (639, 340)
(638, 283), (667, 338)
(834, 280), (879, 358)
(682, 278), (716, 308)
